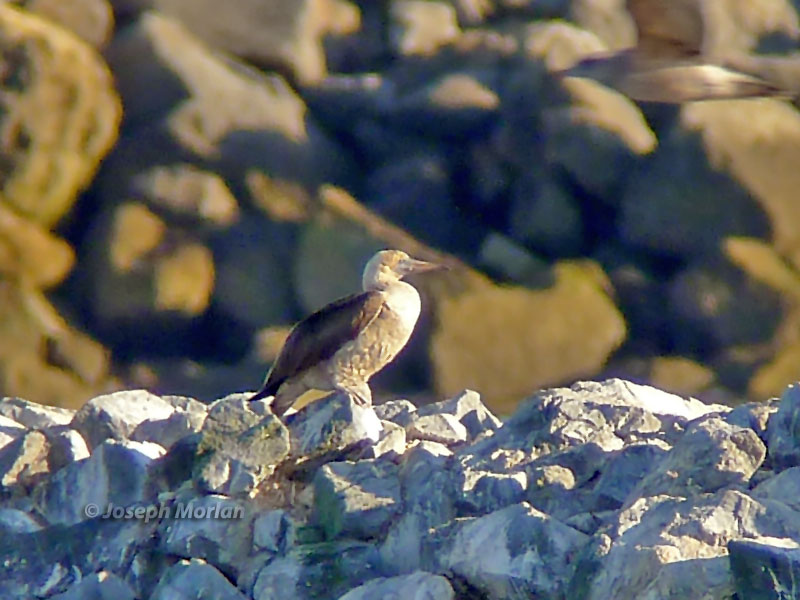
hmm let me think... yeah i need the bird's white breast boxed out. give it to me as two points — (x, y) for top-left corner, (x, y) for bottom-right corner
(382, 281), (422, 330)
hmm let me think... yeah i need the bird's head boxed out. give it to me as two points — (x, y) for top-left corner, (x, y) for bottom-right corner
(363, 250), (442, 290)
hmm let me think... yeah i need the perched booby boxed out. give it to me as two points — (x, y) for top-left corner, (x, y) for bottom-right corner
(561, 0), (789, 103)
(250, 250), (441, 417)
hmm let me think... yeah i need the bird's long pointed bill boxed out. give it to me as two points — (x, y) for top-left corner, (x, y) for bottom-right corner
(404, 258), (444, 274)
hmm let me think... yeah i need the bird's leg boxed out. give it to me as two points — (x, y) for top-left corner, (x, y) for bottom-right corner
(269, 380), (308, 418)
(337, 382), (372, 407)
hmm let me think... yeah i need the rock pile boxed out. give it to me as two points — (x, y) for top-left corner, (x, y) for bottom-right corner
(1, 379), (798, 599)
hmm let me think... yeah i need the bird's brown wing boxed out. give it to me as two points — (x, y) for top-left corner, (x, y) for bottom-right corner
(253, 291), (385, 398)
(627, 0), (705, 60)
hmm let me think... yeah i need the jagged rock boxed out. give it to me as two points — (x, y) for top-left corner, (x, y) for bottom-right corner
(406, 413), (468, 445)
(132, 396), (207, 449)
(43, 427), (90, 473)
(0, 430), (50, 491)
(0, 517), (157, 598)
(440, 501), (588, 599)
(50, 570), (136, 600)
(0, 507), (43, 534)
(525, 462), (578, 514)
(35, 439), (164, 525)
(339, 571), (454, 600)
(0, 3), (121, 226)
(314, 460), (402, 540)
(415, 389), (501, 440)
(251, 541), (382, 600)
(379, 442), (457, 574)
(287, 392), (382, 462)
(729, 538), (800, 600)
(363, 420), (406, 460)
(160, 494), (253, 577)
(591, 443), (668, 510)
(0, 415), (26, 450)
(71, 390), (175, 449)
(0, 397), (74, 428)
(752, 466), (800, 513)
(766, 383), (800, 470)
(458, 468), (528, 515)
(625, 418), (765, 502)
(151, 558), (248, 600)
(374, 399), (417, 427)
(253, 509), (295, 553)
(195, 394), (289, 495)
(577, 490), (800, 600)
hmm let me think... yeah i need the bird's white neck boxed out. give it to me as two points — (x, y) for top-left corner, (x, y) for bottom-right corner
(380, 280), (422, 329)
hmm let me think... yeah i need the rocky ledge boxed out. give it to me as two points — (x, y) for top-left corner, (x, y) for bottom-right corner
(0, 379), (799, 599)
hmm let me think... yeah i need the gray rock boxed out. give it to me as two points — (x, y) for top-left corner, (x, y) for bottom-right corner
(338, 571), (454, 600)
(365, 420), (406, 459)
(441, 502), (588, 599)
(253, 509), (294, 553)
(726, 399), (778, 444)
(458, 468), (527, 515)
(406, 413), (468, 445)
(626, 418), (765, 503)
(580, 490), (800, 600)
(71, 390), (175, 449)
(0, 507), (43, 534)
(252, 541), (381, 600)
(0, 430), (50, 491)
(729, 538), (800, 600)
(132, 402), (207, 449)
(752, 466), (800, 513)
(50, 570), (136, 600)
(374, 399), (417, 427)
(766, 383), (800, 471)
(160, 495), (253, 577)
(417, 389), (501, 440)
(313, 460), (402, 540)
(36, 439), (164, 525)
(0, 397), (74, 428)
(0, 517), (157, 599)
(196, 394), (289, 495)
(0, 414), (25, 450)
(150, 558), (248, 600)
(43, 427), (91, 473)
(525, 463), (577, 514)
(592, 443), (668, 510)
(380, 441), (458, 574)
(288, 391), (382, 460)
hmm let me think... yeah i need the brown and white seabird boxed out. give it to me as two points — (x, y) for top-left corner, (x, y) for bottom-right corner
(562, 0), (789, 103)
(250, 250), (441, 417)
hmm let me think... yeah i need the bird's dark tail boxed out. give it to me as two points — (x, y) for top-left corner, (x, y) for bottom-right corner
(249, 379), (279, 402)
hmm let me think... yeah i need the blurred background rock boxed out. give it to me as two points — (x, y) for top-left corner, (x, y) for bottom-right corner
(2, 0), (800, 412)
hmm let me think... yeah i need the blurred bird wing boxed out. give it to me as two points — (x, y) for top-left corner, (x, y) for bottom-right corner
(627, 0), (705, 60)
